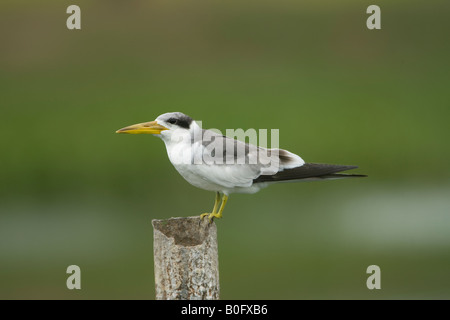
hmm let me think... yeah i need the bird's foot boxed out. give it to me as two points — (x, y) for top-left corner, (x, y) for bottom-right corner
(200, 213), (210, 220)
(200, 212), (222, 222)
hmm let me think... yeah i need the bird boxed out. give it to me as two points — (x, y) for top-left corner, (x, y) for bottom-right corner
(116, 112), (366, 221)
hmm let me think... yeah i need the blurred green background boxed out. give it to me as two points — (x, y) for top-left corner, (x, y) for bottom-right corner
(1, 0), (450, 299)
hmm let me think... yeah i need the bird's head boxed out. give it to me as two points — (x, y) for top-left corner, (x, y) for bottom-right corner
(116, 112), (194, 142)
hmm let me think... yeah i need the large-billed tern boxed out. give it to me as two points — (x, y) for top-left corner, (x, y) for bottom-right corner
(116, 112), (365, 221)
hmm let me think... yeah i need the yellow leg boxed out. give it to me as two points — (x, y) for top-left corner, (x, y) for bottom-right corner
(212, 192), (221, 214)
(200, 192), (221, 220)
(207, 194), (228, 221)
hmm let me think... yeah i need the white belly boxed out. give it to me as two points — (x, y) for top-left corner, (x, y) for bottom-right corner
(165, 142), (223, 191)
(173, 163), (225, 192)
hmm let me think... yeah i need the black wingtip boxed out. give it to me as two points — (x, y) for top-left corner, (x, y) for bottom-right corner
(253, 163), (366, 183)
(325, 173), (368, 178)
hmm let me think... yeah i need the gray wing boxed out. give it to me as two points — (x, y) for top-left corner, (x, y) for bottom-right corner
(194, 129), (305, 188)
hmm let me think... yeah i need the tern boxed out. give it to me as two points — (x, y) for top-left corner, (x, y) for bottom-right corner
(116, 112), (366, 220)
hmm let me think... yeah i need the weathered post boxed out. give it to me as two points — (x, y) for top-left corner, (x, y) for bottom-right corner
(152, 216), (220, 300)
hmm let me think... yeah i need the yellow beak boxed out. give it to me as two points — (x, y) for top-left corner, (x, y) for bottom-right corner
(115, 121), (169, 134)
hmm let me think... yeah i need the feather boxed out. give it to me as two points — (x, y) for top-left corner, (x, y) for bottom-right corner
(253, 163), (366, 183)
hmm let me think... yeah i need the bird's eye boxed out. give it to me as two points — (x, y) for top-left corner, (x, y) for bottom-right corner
(167, 118), (177, 125)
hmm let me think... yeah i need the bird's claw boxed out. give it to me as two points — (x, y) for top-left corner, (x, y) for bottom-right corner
(200, 212), (222, 222)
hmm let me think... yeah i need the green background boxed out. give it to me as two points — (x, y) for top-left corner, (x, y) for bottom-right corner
(1, 0), (449, 299)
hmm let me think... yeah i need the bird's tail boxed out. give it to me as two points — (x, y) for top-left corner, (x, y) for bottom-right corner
(253, 163), (367, 183)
